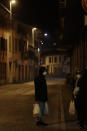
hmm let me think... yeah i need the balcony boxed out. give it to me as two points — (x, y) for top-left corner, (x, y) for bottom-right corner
(23, 45), (35, 60)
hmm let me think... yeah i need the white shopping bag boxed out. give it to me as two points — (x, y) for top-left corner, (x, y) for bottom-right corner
(73, 86), (80, 97)
(33, 103), (40, 117)
(44, 102), (49, 115)
(69, 100), (76, 115)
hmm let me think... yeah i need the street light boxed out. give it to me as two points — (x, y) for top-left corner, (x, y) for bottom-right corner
(32, 27), (37, 30)
(44, 33), (48, 37)
(32, 27), (37, 76)
(9, 0), (16, 82)
(10, 0), (16, 20)
(9, 0), (16, 53)
(32, 27), (37, 47)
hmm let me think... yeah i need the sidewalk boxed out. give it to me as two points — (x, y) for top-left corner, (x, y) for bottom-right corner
(0, 78), (66, 88)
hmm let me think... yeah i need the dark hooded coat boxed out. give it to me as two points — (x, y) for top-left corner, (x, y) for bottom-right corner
(34, 67), (48, 102)
(76, 69), (87, 122)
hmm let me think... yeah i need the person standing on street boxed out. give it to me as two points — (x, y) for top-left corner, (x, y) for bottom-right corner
(73, 71), (81, 99)
(76, 68), (87, 129)
(34, 66), (48, 126)
(72, 71), (82, 126)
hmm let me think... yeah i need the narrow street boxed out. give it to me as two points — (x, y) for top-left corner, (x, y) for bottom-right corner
(0, 79), (85, 131)
(0, 0), (87, 130)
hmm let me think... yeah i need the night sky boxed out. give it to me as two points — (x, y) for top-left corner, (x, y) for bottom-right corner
(0, 0), (59, 43)
(14, 0), (59, 32)
(1, 0), (83, 46)
(1, 0), (58, 28)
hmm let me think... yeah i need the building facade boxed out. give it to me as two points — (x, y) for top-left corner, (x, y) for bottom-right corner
(41, 48), (70, 77)
(69, 0), (87, 77)
(0, 5), (39, 84)
(71, 31), (87, 77)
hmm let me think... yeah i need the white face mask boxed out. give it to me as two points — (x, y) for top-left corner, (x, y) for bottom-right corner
(43, 71), (47, 76)
(76, 74), (81, 79)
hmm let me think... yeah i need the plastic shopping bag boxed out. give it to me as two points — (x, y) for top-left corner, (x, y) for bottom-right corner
(73, 86), (80, 97)
(44, 102), (49, 115)
(69, 100), (76, 115)
(33, 103), (40, 117)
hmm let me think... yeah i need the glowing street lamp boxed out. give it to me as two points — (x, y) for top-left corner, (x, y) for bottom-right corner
(32, 27), (37, 47)
(33, 28), (37, 31)
(11, 0), (16, 4)
(44, 33), (48, 37)
(10, 0), (16, 20)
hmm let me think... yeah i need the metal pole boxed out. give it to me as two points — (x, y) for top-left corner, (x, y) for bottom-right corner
(10, 2), (12, 21)
(10, 2), (12, 52)
(10, 2), (13, 82)
(32, 29), (34, 47)
(32, 28), (37, 47)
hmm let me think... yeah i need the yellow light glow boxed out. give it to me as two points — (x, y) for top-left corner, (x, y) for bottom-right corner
(33, 28), (37, 31)
(11, 0), (16, 4)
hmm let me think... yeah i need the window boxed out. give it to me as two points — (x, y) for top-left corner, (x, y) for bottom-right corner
(0, 63), (6, 80)
(59, 56), (61, 63)
(49, 57), (53, 63)
(5, 39), (7, 50)
(1, 37), (5, 50)
(49, 57), (51, 63)
(64, 56), (66, 61)
(15, 39), (17, 53)
(0, 37), (7, 51)
(9, 36), (11, 52)
(54, 57), (57, 63)
(19, 39), (25, 52)
(51, 67), (52, 73)
(52, 57), (53, 63)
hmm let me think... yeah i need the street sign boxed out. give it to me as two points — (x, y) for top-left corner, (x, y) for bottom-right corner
(82, 0), (87, 12)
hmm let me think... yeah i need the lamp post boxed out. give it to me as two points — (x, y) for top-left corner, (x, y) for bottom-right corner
(32, 28), (37, 78)
(10, 0), (16, 52)
(9, 0), (16, 52)
(9, 0), (16, 82)
(10, 0), (16, 20)
(32, 28), (37, 47)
